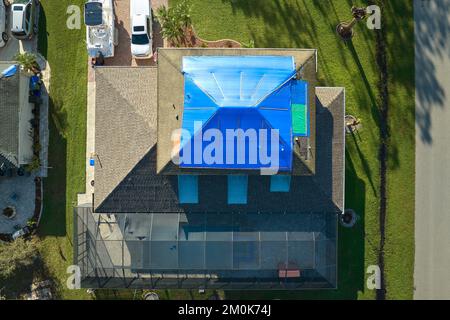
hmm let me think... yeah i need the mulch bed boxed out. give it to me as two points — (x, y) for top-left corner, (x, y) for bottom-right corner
(169, 26), (242, 48)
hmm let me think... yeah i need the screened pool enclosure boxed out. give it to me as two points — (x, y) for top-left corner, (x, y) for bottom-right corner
(75, 206), (337, 289)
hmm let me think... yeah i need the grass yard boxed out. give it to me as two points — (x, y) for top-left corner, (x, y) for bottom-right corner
(170, 0), (415, 299)
(383, 1), (415, 300)
(34, 0), (414, 299)
(37, 0), (90, 299)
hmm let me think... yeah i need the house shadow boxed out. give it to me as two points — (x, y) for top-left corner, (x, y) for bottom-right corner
(223, 154), (366, 299)
(35, 5), (68, 237)
(37, 3), (47, 58)
(224, 97), (365, 299)
(106, 15), (133, 66)
(37, 96), (67, 237)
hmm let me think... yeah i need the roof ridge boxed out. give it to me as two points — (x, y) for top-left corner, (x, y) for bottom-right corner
(253, 70), (297, 107)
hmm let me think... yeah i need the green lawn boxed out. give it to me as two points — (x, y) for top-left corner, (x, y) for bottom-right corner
(37, 0), (90, 299)
(384, 1), (415, 300)
(170, 0), (415, 299)
(34, 0), (414, 299)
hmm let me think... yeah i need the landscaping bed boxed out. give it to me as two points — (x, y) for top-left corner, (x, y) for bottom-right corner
(173, 25), (241, 48)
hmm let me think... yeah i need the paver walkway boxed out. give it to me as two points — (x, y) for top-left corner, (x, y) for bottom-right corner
(0, 175), (35, 234)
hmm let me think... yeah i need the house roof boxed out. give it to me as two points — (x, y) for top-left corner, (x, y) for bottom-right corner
(0, 62), (21, 169)
(94, 66), (158, 211)
(88, 54), (345, 289)
(94, 82), (345, 213)
(157, 48), (318, 176)
(315, 87), (345, 212)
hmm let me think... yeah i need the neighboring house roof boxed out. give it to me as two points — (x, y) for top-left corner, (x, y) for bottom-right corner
(157, 48), (318, 176)
(0, 62), (21, 169)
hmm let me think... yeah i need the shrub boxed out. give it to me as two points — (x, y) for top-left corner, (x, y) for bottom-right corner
(14, 52), (38, 73)
(0, 238), (39, 280)
(156, 0), (192, 45)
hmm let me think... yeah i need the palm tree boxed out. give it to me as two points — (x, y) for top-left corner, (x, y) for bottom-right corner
(336, 6), (367, 40)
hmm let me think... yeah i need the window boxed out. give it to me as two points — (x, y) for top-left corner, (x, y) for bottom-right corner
(131, 34), (149, 45)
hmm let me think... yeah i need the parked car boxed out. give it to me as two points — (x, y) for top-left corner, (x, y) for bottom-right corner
(0, 0), (9, 47)
(11, 0), (38, 40)
(130, 0), (152, 59)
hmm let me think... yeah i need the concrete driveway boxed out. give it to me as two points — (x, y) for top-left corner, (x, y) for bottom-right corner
(0, 1), (37, 61)
(414, 0), (450, 300)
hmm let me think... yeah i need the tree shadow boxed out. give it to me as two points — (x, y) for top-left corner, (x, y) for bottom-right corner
(349, 129), (377, 197)
(0, 254), (58, 299)
(37, 3), (47, 58)
(347, 40), (381, 128)
(414, 0), (450, 144)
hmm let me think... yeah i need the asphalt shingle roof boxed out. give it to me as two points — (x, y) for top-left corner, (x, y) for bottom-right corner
(93, 52), (345, 214)
(94, 84), (345, 213)
(94, 66), (158, 210)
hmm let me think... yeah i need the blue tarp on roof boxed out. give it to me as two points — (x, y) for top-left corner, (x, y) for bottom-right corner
(180, 56), (307, 172)
(0, 64), (18, 78)
(183, 56), (296, 107)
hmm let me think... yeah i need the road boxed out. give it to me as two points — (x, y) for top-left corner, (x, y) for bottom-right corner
(414, 0), (450, 300)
